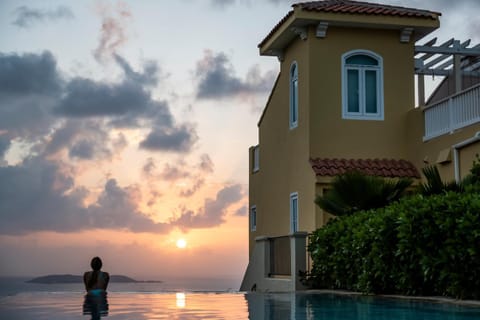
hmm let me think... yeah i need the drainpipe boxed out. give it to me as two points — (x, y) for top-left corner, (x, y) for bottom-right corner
(453, 131), (480, 182)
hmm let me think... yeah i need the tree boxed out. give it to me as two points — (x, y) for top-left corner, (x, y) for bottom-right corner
(315, 170), (412, 216)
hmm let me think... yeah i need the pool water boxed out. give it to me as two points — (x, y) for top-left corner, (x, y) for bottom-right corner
(1, 291), (480, 319)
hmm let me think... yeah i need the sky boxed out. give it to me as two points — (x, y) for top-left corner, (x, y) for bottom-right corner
(0, 0), (479, 283)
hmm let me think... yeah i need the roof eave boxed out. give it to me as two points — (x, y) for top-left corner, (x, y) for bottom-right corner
(259, 9), (440, 56)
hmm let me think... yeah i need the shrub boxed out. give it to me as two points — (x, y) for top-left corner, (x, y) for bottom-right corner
(308, 189), (480, 299)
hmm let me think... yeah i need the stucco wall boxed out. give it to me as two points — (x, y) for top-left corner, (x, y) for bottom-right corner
(248, 36), (317, 256)
(407, 107), (480, 181)
(308, 27), (414, 159)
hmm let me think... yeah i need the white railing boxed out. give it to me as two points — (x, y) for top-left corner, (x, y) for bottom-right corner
(424, 83), (480, 140)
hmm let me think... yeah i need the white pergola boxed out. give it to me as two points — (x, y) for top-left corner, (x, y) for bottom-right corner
(415, 38), (480, 105)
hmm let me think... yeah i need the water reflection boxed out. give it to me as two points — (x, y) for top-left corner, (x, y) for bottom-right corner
(175, 292), (186, 308)
(83, 291), (109, 320)
(245, 292), (480, 320)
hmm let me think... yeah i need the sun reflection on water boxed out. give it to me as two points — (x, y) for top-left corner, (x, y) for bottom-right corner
(175, 292), (186, 308)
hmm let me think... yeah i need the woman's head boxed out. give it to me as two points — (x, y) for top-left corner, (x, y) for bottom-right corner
(90, 257), (103, 271)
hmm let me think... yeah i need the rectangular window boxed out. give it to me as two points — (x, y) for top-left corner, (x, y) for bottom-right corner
(252, 145), (259, 173)
(290, 193), (298, 233)
(250, 205), (257, 232)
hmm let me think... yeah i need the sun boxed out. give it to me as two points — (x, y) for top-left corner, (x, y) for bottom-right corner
(176, 238), (187, 249)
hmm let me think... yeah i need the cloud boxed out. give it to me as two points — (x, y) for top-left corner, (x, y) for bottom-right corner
(234, 205), (247, 216)
(55, 77), (151, 118)
(195, 50), (276, 99)
(179, 178), (205, 197)
(210, 0), (236, 8)
(198, 154), (214, 173)
(0, 51), (61, 96)
(11, 5), (74, 28)
(52, 55), (197, 153)
(0, 156), (171, 235)
(0, 51), (61, 139)
(140, 125), (198, 153)
(94, 1), (132, 62)
(172, 184), (244, 229)
(159, 163), (190, 181)
(0, 135), (10, 165)
(43, 120), (114, 161)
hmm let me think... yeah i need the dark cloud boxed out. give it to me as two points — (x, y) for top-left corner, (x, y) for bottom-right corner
(0, 51), (60, 139)
(0, 51), (61, 96)
(172, 184), (244, 229)
(195, 50), (276, 99)
(0, 156), (170, 235)
(69, 140), (95, 159)
(55, 77), (150, 118)
(140, 125), (198, 153)
(43, 120), (115, 161)
(114, 54), (159, 87)
(11, 5), (74, 28)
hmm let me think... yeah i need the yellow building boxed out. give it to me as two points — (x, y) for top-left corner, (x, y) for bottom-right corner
(241, 0), (480, 292)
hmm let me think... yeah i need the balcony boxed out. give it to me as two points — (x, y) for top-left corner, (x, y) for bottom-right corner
(424, 83), (480, 141)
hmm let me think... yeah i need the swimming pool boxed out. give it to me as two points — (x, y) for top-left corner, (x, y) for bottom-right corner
(1, 291), (480, 319)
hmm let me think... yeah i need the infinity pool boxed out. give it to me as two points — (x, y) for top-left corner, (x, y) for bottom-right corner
(1, 291), (480, 319)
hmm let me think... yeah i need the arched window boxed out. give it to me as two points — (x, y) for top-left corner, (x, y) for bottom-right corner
(342, 50), (384, 120)
(290, 62), (298, 128)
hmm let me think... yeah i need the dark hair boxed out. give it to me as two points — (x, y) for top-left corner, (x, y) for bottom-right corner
(90, 257), (102, 271)
(87, 257), (103, 289)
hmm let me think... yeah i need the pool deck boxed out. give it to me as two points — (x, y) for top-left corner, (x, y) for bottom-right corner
(306, 289), (480, 307)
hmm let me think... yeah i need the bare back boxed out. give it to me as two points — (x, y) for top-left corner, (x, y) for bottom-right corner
(83, 271), (110, 292)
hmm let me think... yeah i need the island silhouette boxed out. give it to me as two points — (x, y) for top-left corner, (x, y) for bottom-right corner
(27, 274), (162, 284)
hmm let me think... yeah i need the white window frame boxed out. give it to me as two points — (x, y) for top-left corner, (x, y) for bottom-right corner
(290, 192), (298, 233)
(341, 50), (384, 121)
(250, 205), (257, 232)
(252, 145), (259, 173)
(289, 61), (299, 129)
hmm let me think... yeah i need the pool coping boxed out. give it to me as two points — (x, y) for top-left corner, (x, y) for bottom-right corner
(303, 289), (480, 307)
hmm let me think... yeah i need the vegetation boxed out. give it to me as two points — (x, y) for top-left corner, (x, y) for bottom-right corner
(307, 156), (480, 299)
(314, 171), (412, 216)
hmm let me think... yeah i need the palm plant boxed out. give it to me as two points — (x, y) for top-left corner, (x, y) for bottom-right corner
(417, 165), (462, 196)
(315, 170), (412, 216)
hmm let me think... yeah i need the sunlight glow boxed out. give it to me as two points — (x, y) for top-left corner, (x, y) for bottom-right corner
(176, 238), (187, 249)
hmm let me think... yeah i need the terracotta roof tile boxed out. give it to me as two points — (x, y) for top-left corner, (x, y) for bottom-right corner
(294, 1), (440, 19)
(259, 0), (440, 48)
(310, 158), (421, 178)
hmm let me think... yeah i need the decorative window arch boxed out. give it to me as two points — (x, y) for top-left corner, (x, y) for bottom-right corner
(289, 61), (298, 129)
(342, 50), (384, 120)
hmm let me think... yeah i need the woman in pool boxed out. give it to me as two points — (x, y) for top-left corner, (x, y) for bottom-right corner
(84, 256), (110, 293)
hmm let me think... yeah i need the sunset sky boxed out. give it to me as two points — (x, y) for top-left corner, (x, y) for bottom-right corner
(0, 0), (479, 283)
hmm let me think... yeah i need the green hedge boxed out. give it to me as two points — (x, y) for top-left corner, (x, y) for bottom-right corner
(308, 190), (480, 299)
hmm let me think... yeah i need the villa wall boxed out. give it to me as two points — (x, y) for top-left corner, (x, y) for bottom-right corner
(249, 36), (316, 256)
(308, 26), (414, 160)
(407, 107), (480, 181)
